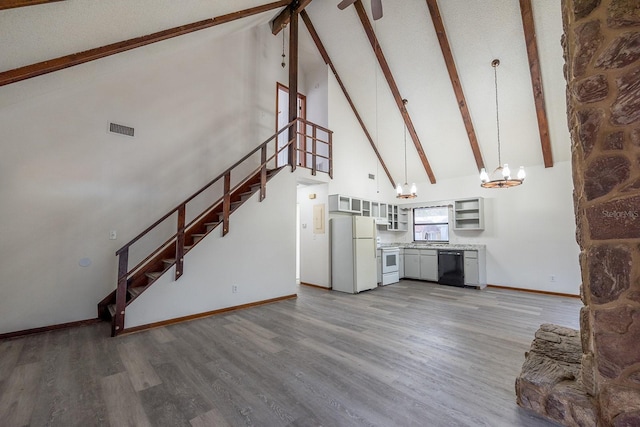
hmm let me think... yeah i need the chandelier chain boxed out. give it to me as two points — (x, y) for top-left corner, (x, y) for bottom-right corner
(281, 29), (286, 68)
(375, 23), (380, 192)
(494, 62), (501, 166)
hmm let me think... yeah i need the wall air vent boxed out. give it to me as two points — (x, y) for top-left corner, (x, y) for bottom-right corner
(109, 122), (135, 137)
(368, 174), (375, 180)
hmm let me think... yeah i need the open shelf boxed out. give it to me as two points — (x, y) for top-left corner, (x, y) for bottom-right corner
(453, 198), (484, 231)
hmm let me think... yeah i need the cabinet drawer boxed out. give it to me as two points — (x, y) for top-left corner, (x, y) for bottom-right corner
(405, 249), (420, 255)
(420, 249), (437, 256)
(464, 250), (478, 259)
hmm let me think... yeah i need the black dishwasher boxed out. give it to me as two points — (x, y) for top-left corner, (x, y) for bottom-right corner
(438, 250), (464, 287)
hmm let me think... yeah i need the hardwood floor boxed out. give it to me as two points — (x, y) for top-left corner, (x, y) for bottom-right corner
(0, 280), (581, 426)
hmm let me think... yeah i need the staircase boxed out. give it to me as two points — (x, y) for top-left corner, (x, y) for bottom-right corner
(98, 118), (333, 336)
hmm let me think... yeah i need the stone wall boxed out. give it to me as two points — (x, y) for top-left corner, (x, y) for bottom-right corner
(516, 324), (596, 425)
(563, 0), (640, 424)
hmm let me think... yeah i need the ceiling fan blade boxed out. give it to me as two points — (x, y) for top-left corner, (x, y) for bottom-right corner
(337, 0), (356, 10)
(372, 0), (383, 20)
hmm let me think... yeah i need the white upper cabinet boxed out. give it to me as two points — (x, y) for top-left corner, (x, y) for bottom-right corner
(453, 198), (484, 231)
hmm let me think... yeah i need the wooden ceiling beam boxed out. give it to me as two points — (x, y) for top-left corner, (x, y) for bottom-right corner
(300, 10), (396, 188)
(0, 0), (290, 87)
(353, 0), (436, 184)
(426, 0), (484, 171)
(0, 0), (63, 10)
(271, 0), (313, 35)
(287, 11), (299, 168)
(519, 0), (553, 168)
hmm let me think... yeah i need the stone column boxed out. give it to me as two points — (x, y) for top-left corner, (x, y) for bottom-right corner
(563, 0), (640, 424)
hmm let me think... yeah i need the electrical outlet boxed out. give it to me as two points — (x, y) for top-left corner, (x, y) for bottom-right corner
(109, 230), (117, 240)
(232, 285), (238, 293)
(550, 275), (556, 282)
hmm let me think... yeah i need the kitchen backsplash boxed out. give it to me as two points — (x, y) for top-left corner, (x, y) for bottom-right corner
(377, 226), (484, 246)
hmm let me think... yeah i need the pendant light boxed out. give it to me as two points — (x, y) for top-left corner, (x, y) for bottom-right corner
(397, 99), (417, 199)
(479, 59), (526, 188)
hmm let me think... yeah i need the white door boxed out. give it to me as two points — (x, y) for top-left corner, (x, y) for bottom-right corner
(353, 216), (375, 239)
(355, 238), (377, 292)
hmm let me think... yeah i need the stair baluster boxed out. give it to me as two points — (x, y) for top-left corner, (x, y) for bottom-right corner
(312, 126), (317, 176)
(222, 172), (231, 236)
(260, 145), (267, 201)
(175, 204), (185, 280)
(114, 249), (128, 334)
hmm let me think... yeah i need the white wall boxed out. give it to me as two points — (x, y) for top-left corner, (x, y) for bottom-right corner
(126, 170), (297, 328)
(0, 23), (294, 334)
(327, 73), (394, 200)
(301, 63), (329, 128)
(297, 182), (330, 288)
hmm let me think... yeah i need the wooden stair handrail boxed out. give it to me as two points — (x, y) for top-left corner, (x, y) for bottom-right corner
(121, 147), (285, 280)
(115, 119), (296, 256)
(115, 117), (332, 277)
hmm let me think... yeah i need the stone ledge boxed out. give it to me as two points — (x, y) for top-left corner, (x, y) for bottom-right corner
(516, 324), (597, 426)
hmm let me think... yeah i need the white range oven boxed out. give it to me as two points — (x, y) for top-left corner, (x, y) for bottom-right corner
(381, 247), (400, 286)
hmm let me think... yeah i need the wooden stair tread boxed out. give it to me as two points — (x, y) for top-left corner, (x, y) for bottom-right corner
(128, 287), (144, 298)
(146, 271), (162, 280)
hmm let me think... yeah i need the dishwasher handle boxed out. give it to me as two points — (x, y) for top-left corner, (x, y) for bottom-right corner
(438, 250), (463, 256)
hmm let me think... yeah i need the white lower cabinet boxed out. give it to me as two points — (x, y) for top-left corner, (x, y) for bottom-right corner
(419, 249), (438, 282)
(404, 249), (420, 279)
(463, 250), (486, 288)
(464, 251), (479, 286)
(380, 246), (486, 288)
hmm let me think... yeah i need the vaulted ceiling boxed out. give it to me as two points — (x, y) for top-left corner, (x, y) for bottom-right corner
(0, 0), (570, 186)
(298, 0), (569, 185)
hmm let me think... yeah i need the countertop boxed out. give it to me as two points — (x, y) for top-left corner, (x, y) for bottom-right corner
(379, 243), (486, 251)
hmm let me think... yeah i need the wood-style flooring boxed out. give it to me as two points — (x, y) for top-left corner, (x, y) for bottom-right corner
(0, 280), (582, 426)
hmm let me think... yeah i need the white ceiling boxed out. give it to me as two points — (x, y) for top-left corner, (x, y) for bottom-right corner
(0, 0), (571, 184)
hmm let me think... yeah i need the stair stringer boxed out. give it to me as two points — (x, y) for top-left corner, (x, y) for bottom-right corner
(122, 169), (297, 330)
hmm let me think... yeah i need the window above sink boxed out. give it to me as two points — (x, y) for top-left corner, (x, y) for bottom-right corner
(413, 206), (449, 243)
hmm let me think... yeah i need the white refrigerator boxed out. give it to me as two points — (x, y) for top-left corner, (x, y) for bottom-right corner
(330, 216), (378, 293)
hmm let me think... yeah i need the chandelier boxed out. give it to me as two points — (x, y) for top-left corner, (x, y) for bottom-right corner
(397, 99), (417, 198)
(479, 59), (526, 188)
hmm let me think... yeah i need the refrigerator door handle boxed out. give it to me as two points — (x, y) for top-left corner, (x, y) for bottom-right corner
(373, 221), (376, 257)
